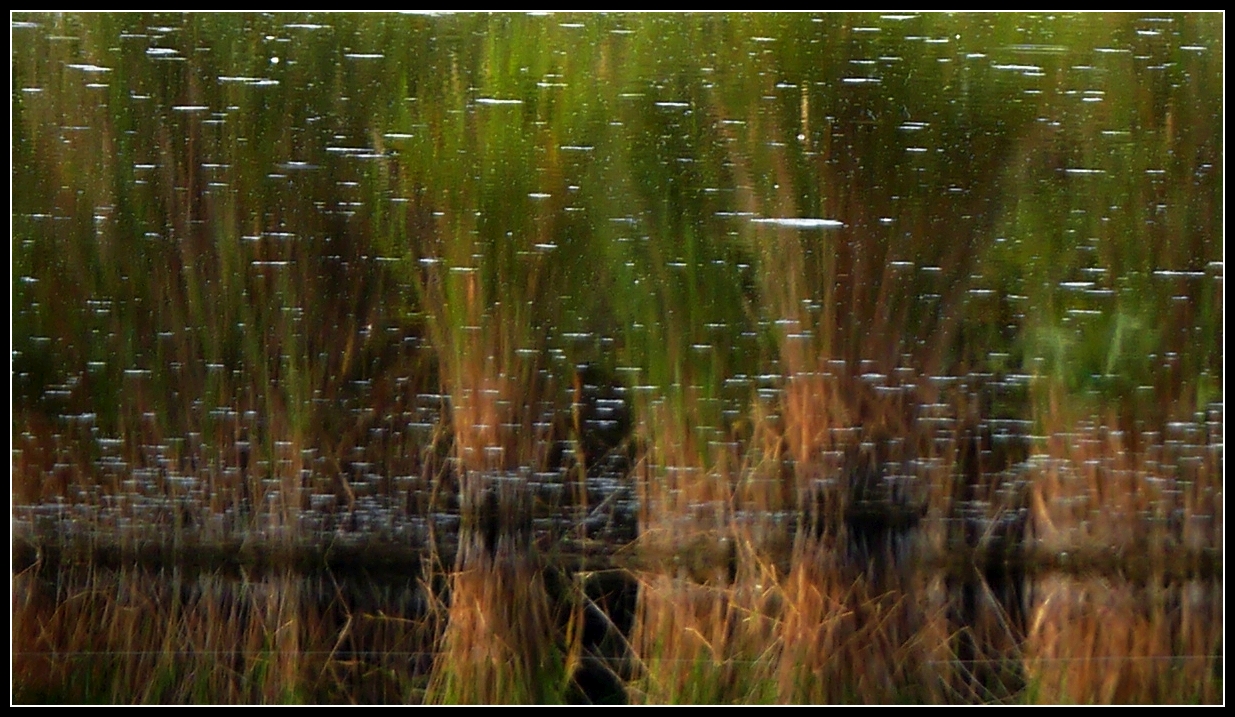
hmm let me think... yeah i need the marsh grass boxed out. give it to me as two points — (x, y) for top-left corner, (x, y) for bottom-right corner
(625, 535), (978, 705)
(14, 535), (1221, 704)
(1024, 402), (1222, 561)
(11, 562), (441, 705)
(12, 565), (313, 704)
(12, 12), (1222, 706)
(425, 538), (581, 704)
(1023, 573), (1222, 704)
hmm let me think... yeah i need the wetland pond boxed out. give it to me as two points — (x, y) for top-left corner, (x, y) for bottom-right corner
(11, 12), (1223, 704)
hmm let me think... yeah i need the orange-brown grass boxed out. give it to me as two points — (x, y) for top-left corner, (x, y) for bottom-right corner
(425, 538), (579, 704)
(736, 365), (950, 554)
(771, 538), (964, 704)
(1023, 572), (1222, 704)
(411, 208), (569, 549)
(11, 400), (310, 548)
(11, 563), (435, 704)
(633, 397), (736, 554)
(731, 396), (793, 510)
(12, 411), (93, 507)
(1025, 407), (1222, 560)
(626, 572), (760, 704)
(778, 370), (851, 526)
(626, 535), (966, 704)
(13, 564), (315, 704)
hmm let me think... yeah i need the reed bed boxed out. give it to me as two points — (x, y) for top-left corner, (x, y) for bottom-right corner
(12, 12), (1222, 705)
(12, 563), (436, 704)
(1023, 573), (1222, 704)
(425, 538), (579, 704)
(14, 534), (1222, 704)
(626, 535), (965, 705)
(1025, 407), (1223, 562)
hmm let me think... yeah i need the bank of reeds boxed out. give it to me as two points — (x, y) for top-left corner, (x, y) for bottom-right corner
(1025, 402), (1222, 563)
(12, 563), (437, 704)
(1023, 573), (1222, 704)
(12, 13), (1222, 705)
(425, 538), (580, 704)
(625, 535), (964, 704)
(14, 537), (1222, 704)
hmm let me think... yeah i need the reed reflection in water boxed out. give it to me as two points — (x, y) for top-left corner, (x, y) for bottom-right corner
(11, 12), (1222, 704)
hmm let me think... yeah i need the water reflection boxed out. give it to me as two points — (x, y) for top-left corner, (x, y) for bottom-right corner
(11, 12), (1222, 704)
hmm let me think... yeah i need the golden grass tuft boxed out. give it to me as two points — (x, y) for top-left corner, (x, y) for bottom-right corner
(425, 538), (579, 704)
(1026, 408), (1222, 559)
(626, 535), (974, 704)
(1023, 573), (1222, 704)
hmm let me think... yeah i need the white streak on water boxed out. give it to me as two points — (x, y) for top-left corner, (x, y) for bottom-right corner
(751, 217), (845, 229)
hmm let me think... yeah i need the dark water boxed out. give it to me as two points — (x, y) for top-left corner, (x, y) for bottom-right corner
(11, 13), (1223, 704)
